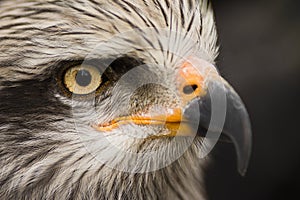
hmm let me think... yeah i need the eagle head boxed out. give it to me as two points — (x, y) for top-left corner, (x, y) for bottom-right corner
(0, 0), (251, 199)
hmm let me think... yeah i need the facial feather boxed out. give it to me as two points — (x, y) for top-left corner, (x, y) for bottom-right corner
(0, 0), (218, 199)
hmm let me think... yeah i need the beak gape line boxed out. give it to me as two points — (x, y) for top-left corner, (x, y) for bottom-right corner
(92, 58), (252, 175)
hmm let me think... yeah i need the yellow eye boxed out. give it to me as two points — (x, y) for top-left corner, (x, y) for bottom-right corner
(63, 65), (102, 95)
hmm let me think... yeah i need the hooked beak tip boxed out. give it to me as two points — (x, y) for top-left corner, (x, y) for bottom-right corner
(183, 79), (252, 176)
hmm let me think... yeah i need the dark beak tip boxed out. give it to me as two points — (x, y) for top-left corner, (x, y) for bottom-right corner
(237, 146), (251, 176)
(231, 109), (252, 176)
(238, 133), (252, 176)
(238, 150), (251, 176)
(183, 80), (252, 176)
(239, 167), (248, 177)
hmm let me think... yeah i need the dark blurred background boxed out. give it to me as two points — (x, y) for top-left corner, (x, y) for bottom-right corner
(205, 0), (300, 199)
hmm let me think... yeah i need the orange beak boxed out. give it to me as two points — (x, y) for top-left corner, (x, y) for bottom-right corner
(93, 57), (211, 137)
(93, 58), (252, 174)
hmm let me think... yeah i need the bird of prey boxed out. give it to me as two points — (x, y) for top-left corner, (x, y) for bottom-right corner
(0, 0), (252, 199)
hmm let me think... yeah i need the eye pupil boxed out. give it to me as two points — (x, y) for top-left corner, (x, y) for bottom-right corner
(76, 69), (92, 87)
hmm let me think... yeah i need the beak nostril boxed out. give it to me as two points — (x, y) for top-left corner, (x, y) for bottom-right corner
(183, 84), (198, 95)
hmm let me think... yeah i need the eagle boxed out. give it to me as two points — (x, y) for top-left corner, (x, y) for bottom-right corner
(0, 0), (252, 199)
